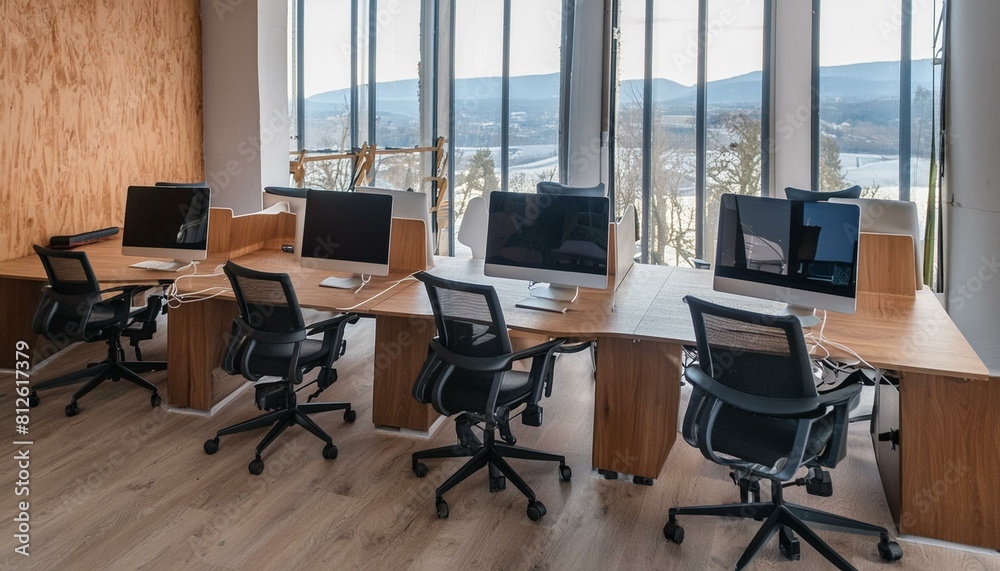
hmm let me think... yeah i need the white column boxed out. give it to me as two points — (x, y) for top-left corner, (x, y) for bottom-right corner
(201, 0), (288, 215)
(944, 0), (1000, 374)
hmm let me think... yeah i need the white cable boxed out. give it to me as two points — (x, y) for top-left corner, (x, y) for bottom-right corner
(353, 273), (373, 295)
(805, 310), (887, 386)
(333, 274), (418, 312)
(163, 264), (230, 308)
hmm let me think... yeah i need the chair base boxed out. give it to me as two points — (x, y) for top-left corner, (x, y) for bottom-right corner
(204, 395), (354, 475)
(665, 480), (902, 571)
(29, 336), (164, 415)
(411, 418), (570, 521)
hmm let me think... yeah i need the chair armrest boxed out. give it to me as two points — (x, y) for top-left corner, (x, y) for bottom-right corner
(305, 313), (360, 336)
(684, 366), (861, 417)
(428, 338), (566, 372)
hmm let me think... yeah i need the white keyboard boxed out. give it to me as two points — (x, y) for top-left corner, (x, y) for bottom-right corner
(130, 260), (189, 272)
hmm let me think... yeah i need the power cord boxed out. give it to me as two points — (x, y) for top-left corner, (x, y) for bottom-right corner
(163, 261), (230, 308)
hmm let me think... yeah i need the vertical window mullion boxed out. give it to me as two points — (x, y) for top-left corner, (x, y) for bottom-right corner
(761, 0), (772, 196)
(640, 0), (653, 263)
(447, 0), (456, 255)
(695, 0), (708, 259)
(608, 0), (620, 215)
(368, 0), (378, 148)
(810, 0), (820, 191)
(351, 0), (360, 151)
(900, 0), (912, 201)
(296, 0), (305, 152)
(501, 0), (511, 191)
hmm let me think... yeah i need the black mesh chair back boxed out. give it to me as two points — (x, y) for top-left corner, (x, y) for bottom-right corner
(536, 181), (606, 197)
(687, 295), (815, 400)
(419, 272), (512, 359)
(32, 245), (106, 343)
(225, 261), (305, 334)
(34, 244), (100, 296)
(783, 185), (862, 202)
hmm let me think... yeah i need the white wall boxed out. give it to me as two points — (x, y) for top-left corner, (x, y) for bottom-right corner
(201, 0), (287, 215)
(565, 0), (606, 188)
(945, 1), (1000, 374)
(771, 1), (814, 196)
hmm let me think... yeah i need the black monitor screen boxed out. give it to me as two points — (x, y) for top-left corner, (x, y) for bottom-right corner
(715, 194), (859, 298)
(122, 186), (211, 251)
(301, 190), (393, 265)
(485, 192), (610, 277)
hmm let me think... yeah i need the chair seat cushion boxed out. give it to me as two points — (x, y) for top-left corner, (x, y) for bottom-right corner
(711, 406), (835, 473)
(243, 339), (328, 378)
(440, 369), (533, 415)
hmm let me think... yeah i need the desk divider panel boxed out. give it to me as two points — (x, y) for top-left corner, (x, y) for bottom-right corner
(389, 218), (430, 274)
(208, 207), (296, 259)
(858, 232), (917, 297)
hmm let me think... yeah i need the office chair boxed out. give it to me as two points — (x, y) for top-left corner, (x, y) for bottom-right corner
(536, 181), (606, 197)
(409, 272), (587, 520)
(456, 195), (488, 259)
(784, 185), (862, 201)
(28, 245), (166, 416)
(663, 296), (902, 571)
(203, 261), (359, 475)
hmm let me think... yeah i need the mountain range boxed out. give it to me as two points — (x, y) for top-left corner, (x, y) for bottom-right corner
(305, 59), (935, 116)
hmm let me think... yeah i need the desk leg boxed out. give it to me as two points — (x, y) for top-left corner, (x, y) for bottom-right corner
(0, 278), (43, 369)
(894, 373), (1000, 549)
(593, 337), (681, 480)
(167, 298), (241, 411)
(371, 315), (438, 431)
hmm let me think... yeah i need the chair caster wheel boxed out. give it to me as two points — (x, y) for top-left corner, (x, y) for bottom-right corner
(151, 393), (162, 408)
(65, 402), (79, 417)
(779, 526), (800, 561)
(248, 458), (265, 475)
(29, 391), (40, 408)
(598, 469), (618, 480)
(559, 464), (572, 482)
(204, 438), (220, 455)
(413, 462), (428, 478)
(526, 500), (546, 521)
(322, 443), (338, 460)
(489, 475), (506, 492)
(343, 409), (357, 423)
(663, 521), (684, 544)
(633, 476), (653, 486)
(878, 538), (903, 562)
(436, 498), (449, 519)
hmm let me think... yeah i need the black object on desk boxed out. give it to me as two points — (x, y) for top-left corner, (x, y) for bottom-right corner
(49, 226), (119, 249)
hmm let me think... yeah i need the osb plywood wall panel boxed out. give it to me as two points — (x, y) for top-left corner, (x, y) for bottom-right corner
(0, 0), (204, 261)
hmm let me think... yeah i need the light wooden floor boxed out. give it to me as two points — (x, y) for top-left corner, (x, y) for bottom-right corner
(1, 317), (998, 570)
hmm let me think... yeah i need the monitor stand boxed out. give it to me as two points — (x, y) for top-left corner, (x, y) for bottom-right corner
(129, 259), (192, 272)
(516, 284), (578, 313)
(320, 275), (363, 289)
(782, 304), (821, 328)
(529, 284), (579, 303)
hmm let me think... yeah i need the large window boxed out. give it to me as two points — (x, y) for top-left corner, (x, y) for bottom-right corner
(815, 0), (941, 278)
(290, 0), (427, 190)
(447, 0), (571, 253)
(816, 1), (938, 203)
(612, 0), (770, 265)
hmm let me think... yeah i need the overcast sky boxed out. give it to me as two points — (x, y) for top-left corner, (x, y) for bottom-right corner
(301, 0), (938, 98)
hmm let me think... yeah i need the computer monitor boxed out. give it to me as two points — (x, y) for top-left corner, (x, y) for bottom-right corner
(300, 190), (394, 289)
(714, 194), (861, 326)
(485, 192), (610, 306)
(829, 198), (923, 288)
(122, 185), (211, 270)
(355, 186), (435, 267)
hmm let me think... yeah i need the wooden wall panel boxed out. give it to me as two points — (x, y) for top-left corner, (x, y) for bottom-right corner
(0, 0), (204, 262)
